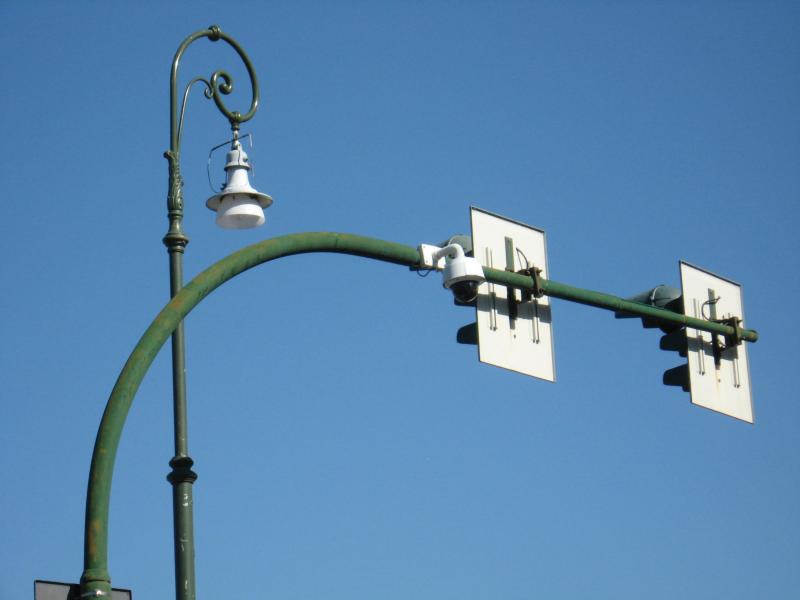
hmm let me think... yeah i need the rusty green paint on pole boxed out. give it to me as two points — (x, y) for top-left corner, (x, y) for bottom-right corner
(80, 233), (419, 598)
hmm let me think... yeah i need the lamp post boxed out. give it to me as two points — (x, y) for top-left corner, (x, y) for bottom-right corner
(163, 25), (268, 600)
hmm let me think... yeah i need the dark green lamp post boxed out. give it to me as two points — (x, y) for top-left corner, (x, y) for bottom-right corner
(162, 24), (267, 600)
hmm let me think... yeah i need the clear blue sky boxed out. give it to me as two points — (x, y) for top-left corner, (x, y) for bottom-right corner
(2, 1), (798, 599)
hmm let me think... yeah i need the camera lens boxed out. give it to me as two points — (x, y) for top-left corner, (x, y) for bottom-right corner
(450, 280), (480, 303)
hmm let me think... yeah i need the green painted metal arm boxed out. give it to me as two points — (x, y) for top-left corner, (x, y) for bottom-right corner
(80, 233), (419, 596)
(80, 231), (757, 596)
(482, 267), (758, 343)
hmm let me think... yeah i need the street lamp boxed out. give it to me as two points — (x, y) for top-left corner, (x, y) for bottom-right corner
(206, 138), (273, 228)
(162, 24), (268, 600)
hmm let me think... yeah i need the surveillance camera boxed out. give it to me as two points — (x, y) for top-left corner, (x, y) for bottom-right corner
(442, 253), (485, 303)
(418, 242), (486, 302)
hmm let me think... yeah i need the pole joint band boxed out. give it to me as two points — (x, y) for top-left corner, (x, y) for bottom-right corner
(167, 455), (198, 485)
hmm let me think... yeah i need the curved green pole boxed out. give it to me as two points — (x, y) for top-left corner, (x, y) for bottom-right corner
(80, 232), (420, 597)
(80, 231), (758, 596)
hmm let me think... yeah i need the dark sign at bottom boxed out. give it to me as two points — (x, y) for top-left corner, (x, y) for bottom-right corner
(35, 580), (131, 600)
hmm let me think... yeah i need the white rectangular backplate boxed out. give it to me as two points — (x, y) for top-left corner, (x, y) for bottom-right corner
(470, 207), (556, 381)
(680, 261), (753, 423)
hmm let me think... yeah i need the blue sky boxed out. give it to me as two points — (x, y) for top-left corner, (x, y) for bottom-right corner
(2, 1), (798, 599)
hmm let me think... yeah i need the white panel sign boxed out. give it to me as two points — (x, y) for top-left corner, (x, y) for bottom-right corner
(680, 261), (753, 423)
(470, 207), (556, 381)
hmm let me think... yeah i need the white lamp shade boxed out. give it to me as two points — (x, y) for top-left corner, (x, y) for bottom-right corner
(206, 140), (273, 229)
(215, 194), (266, 229)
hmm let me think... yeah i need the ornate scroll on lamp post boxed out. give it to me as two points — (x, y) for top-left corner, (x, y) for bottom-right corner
(161, 25), (268, 600)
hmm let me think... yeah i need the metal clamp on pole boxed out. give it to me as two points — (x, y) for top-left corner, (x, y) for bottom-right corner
(719, 315), (745, 348)
(516, 266), (545, 300)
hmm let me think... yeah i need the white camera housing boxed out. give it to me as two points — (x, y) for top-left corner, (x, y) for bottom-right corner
(418, 242), (486, 302)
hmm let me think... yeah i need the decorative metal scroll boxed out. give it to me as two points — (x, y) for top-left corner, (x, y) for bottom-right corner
(164, 24), (261, 244)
